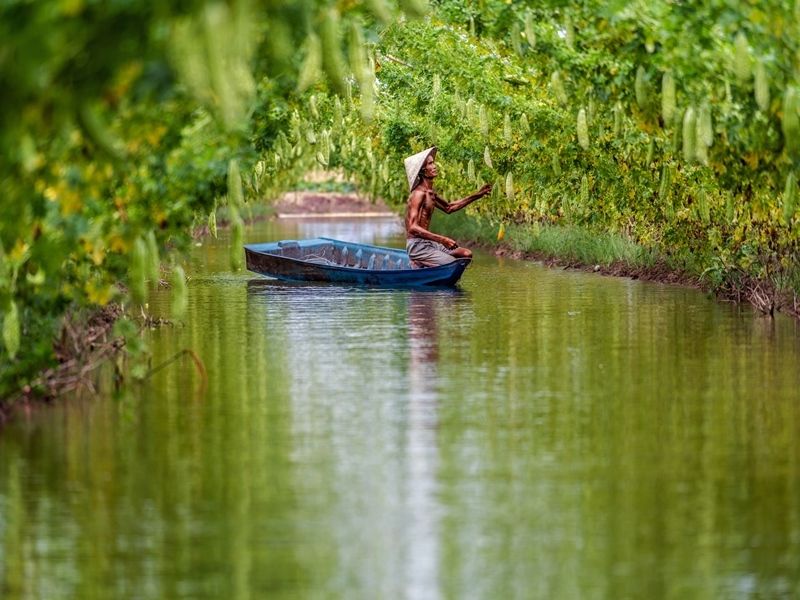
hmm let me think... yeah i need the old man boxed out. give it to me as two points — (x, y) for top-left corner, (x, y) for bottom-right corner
(404, 146), (492, 268)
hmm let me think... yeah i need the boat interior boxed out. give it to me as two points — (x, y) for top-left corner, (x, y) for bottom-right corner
(270, 240), (412, 270)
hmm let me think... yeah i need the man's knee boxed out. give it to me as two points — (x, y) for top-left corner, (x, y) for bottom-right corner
(452, 247), (472, 259)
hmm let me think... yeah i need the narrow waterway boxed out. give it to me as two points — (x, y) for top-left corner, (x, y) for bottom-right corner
(2, 216), (800, 599)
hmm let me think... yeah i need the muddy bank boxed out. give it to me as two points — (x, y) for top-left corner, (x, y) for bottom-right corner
(272, 191), (394, 216)
(192, 192), (396, 238)
(1, 304), (126, 425)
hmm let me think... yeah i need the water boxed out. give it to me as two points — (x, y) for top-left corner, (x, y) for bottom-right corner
(2, 216), (800, 599)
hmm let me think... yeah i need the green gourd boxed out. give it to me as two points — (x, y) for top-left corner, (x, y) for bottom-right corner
(659, 164), (671, 203)
(2, 300), (20, 360)
(682, 107), (696, 163)
(348, 23), (367, 79)
(366, 0), (392, 24)
(334, 97), (344, 128)
(577, 108), (589, 150)
(504, 113), (512, 144)
(672, 113), (682, 153)
(480, 105), (489, 137)
(698, 105), (713, 148)
(228, 159), (244, 207)
(466, 97), (475, 121)
(754, 62), (770, 112)
(505, 171), (515, 201)
(635, 66), (649, 110)
(551, 71), (568, 105)
(564, 15), (575, 50)
(484, 145), (493, 169)
(524, 12), (536, 49)
(661, 72), (676, 124)
(734, 32), (750, 82)
(520, 114), (530, 134)
(510, 22), (523, 56)
(782, 88), (800, 155)
(381, 159), (389, 183)
(320, 9), (347, 95)
(580, 175), (589, 207)
(695, 107), (711, 165)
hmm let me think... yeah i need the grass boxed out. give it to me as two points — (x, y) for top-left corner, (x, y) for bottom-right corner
(439, 211), (660, 270)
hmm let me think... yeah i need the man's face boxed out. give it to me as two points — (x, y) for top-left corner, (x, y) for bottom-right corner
(422, 154), (438, 178)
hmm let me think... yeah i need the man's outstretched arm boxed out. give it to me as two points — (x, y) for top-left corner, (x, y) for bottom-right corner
(434, 184), (492, 214)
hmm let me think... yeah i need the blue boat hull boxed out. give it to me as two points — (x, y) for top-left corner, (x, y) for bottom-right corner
(244, 237), (470, 286)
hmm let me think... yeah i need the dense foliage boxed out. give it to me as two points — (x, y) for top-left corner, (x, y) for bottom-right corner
(3, 0), (800, 399)
(292, 0), (800, 296)
(0, 0), (418, 398)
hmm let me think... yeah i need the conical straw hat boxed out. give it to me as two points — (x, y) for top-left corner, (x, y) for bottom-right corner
(404, 146), (437, 190)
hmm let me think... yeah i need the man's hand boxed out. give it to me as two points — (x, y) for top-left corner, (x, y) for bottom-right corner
(478, 183), (493, 197)
(441, 237), (458, 250)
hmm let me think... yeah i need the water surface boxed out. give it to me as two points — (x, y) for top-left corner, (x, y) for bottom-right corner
(2, 216), (799, 599)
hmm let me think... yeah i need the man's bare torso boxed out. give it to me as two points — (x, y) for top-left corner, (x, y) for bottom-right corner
(405, 189), (436, 239)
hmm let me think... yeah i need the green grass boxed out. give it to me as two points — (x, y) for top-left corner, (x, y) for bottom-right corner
(438, 211), (660, 270)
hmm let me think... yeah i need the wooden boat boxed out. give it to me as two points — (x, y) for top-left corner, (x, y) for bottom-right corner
(244, 237), (470, 286)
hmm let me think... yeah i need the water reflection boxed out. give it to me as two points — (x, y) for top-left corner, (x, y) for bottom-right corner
(2, 217), (800, 599)
(405, 288), (470, 600)
(241, 282), (474, 599)
(408, 288), (470, 394)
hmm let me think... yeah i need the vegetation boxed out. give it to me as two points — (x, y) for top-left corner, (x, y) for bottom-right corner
(0, 0), (409, 400)
(2, 0), (800, 401)
(305, 0), (800, 317)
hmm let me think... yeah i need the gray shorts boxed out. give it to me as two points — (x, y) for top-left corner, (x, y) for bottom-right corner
(406, 237), (457, 268)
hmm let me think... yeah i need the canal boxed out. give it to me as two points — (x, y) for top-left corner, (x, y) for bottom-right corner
(2, 215), (799, 598)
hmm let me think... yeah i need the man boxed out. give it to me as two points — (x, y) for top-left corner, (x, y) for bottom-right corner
(404, 146), (492, 268)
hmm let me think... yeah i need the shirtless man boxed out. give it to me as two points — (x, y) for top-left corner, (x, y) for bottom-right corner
(403, 146), (492, 268)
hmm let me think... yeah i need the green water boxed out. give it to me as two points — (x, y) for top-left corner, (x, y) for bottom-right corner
(2, 217), (800, 599)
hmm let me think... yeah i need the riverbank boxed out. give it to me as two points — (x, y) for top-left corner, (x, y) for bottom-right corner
(0, 304), (125, 425)
(439, 211), (800, 321)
